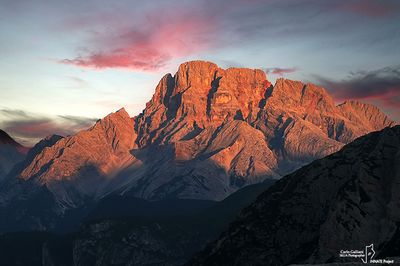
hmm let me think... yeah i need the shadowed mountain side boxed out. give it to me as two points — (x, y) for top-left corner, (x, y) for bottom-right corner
(102, 119), (279, 201)
(71, 181), (276, 266)
(188, 125), (400, 266)
(0, 181), (275, 265)
(0, 129), (29, 181)
(0, 232), (73, 266)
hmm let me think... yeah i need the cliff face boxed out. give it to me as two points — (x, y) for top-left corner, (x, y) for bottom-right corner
(0, 61), (396, 216)
(189, 126), (400, 266)
(135, 61), (269, 146)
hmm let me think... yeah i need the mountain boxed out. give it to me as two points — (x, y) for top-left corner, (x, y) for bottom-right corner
(188, 125), (400, 266)
(0, 232), (72, 266)
(0, 181), (275, 266)
(0, 61), (396, 232)
(0, 129), (28, 181)
(0, 110), (135, 232)
(72, 184), (276, 266)
(17, 108), (136, 207)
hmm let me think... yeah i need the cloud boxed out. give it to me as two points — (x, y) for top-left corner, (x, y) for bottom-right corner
(60, 7), (217, 71)
(264, 67), (298, 76)
(335, 0), (400, 18)
(315, 66), (400, 100)
(315, 65), (400, 120)
(55, 0), (400, 73)
(67, 76), (88, 88)
(58, 1), (331, 72)
(0, 109), (97, 146)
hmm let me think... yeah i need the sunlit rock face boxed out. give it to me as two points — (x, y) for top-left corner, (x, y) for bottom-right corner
(0, 61), (396, 232)
(135, 61), (269, 146)
(13, 108), (137, 207)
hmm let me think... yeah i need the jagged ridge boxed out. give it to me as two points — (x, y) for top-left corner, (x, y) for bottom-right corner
(0, 61), (396, 232)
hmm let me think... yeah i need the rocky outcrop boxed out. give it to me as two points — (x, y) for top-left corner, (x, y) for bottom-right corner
(189, 125), (400, 266)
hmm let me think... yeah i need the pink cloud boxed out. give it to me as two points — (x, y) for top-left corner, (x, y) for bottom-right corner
(264, 67), (297, 76)
(60, 9), (216, 71)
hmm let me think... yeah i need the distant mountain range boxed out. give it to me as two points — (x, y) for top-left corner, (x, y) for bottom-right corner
(0, 60), (397, 233)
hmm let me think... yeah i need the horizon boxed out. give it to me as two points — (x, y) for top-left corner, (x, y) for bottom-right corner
(1, 0), (400, 145)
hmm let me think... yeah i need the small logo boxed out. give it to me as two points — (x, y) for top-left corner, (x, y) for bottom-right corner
(339, 243), (394, 264)
(361, 244), (375, 264)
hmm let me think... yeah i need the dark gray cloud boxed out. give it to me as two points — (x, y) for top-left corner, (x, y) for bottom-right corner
(315, 66), (400, 101)
(314, 65), (400, 121)
(0, 109), (97, 146)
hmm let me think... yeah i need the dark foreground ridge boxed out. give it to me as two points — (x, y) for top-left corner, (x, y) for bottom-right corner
(188, 126), (400, 265)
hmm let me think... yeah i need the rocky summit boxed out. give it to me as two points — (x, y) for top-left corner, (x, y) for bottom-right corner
(188, 125), (400, 266)
(0, 61), (396, 231)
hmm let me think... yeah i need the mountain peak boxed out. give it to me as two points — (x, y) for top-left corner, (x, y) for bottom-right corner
(268, 78), (336, 116)
(0, 129), (21, 147)
(115, 107), (129, 115)
(104, 107), (130, 120)
(178, 60), (219, 71)
(272, 78), (331, 99)
(93, 108), (133, 138)
(18, 109), (137, 203)
(0, 129), (28, 180)
(136, 61), (270, 146)
(338, 100), (397, 132)
(43, 134), (64, 142)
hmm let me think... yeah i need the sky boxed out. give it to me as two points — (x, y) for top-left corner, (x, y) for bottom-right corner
(0, 0), (399, 145)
